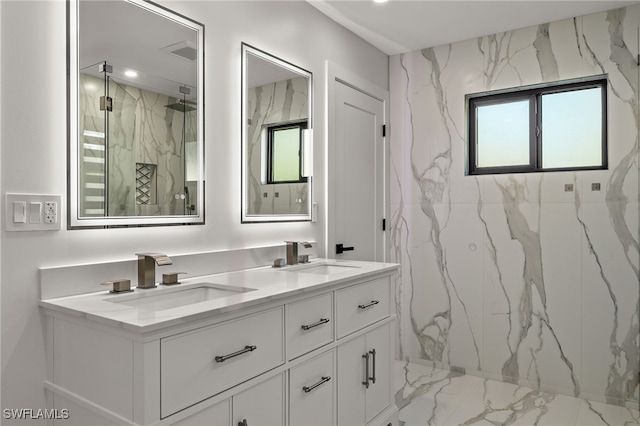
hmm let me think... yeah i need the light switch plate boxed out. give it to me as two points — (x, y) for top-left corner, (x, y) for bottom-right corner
(5, 194), (62, 231)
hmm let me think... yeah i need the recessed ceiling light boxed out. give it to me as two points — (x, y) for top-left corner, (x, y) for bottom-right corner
(124, 70), (138, 78)
(373, 0), (388, 3)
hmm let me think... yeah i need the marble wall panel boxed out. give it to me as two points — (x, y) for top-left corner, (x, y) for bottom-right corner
(390, 5), (639, 406)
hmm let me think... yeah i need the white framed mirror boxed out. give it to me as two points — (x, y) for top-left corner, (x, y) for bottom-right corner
(68, 0), (204, 228)
(241, 43), (313, 223)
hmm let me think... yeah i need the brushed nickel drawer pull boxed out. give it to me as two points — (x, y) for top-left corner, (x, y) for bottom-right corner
(301, 318), (330, 331)
(358, 300), (379, 310)
(302, 376), (331, 393)
(215, 345), (257, 363)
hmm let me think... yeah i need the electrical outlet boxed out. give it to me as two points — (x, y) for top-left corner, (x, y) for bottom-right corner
(5, 194), (61, 231)
(44, 201), (57, 224)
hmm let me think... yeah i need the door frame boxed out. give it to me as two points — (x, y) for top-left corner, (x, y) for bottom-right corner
(325, 61), (390, 261)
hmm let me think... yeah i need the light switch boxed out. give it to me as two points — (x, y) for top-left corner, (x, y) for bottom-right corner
(29, 202), (42, 223)
(13, 201), (26, 223)
(6, 193), (61, 231)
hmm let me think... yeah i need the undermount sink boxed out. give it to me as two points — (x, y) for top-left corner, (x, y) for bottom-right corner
(287, 263), (360, 275)
(108, 283), (255, 311)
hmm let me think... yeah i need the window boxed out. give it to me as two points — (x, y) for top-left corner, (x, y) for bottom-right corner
(467, 77), (607, 175)
(266, 121), (308, 184)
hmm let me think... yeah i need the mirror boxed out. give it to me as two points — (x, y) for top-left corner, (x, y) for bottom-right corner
(68, 0), (204, 228)
(241, 43), (313, 223)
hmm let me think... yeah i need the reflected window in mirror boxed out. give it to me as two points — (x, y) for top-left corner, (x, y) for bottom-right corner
(68, 0), (204, 228)
(241, 43), (313, 222)
(266, 121), (308, 185)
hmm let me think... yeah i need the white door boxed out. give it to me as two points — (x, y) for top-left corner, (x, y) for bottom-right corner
(333, 81), (385, 262)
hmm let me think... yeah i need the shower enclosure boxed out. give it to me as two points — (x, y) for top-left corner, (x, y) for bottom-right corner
(78, 62), (197, 218)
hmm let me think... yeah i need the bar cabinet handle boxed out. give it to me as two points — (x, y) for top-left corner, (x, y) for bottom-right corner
(301, 318), (330, 331)
(358, 300), (379, 310)
(302, 376), (331, 393)
(369, 349), (377, 384)
(362, 353), (370, 389)
(215, 345), (257, 363)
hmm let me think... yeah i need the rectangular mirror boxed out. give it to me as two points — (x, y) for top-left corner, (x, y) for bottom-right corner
(68, 0), (204, 228)
(241, 43), (313, 223)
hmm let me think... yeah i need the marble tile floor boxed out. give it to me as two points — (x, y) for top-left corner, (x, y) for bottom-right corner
(395, 360), (640, 426)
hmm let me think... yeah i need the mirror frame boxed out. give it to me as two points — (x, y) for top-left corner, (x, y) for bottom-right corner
(67, 0), (205, 228)
(241, 43), (313, 223)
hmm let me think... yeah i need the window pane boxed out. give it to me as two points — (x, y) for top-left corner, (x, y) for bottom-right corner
(476, 100), (530, 168)
(541, 88), (602, 169)
(272, 128), (300, 182)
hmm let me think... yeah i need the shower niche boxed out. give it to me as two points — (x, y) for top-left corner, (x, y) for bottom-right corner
(69, 0), (204, 227)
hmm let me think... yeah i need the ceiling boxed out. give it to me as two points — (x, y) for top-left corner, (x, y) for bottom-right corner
(306, 0), (639, 55)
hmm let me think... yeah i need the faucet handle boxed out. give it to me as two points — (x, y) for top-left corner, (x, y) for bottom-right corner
(101, 278), (132, 293)
(162, 272), (186, 285)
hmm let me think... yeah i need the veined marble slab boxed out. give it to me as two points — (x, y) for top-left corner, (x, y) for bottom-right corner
(395, 360), (640, 425)
(389, 5), (639, 407)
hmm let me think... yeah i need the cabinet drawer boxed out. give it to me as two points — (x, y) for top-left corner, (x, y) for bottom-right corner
(287, 293), (334, 360)
(336, 277), (390, 339)
(160, 307), (284, 418)
(289, 350), (335, 426)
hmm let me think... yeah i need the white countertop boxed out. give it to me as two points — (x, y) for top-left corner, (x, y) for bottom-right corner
(39, 258), (399, 333)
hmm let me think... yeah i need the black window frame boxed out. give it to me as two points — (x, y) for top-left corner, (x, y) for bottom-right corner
(266, 120), (308, 184)
(467, 76), (608, 175)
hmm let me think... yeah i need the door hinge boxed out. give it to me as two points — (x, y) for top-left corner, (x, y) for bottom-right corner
(382, 124), (386, 137)
(382, 218), (386, 231)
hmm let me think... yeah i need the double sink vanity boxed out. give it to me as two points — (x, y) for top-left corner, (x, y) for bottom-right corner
(40, 254), (399, 426)
(56, 0), (397, 423)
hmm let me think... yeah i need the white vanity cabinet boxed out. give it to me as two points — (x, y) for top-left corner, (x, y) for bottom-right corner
(41, 263), (398, 426)
(337, 323), (392, 425)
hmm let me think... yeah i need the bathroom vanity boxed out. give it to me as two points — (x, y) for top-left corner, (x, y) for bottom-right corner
(40, 258), (399, 426)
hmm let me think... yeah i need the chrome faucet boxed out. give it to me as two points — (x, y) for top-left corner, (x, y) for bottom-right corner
(285, 241), (312, 265)
(135, 253), (172, 289)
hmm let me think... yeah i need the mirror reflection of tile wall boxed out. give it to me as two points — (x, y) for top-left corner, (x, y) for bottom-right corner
(79, 74), (197, 217)
(246, 76), (309, 216)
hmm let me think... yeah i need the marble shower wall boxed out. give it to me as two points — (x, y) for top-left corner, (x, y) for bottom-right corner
(389, 5), (640, 407)
(80, 74), (194, 217)
(247, 77), (309, 215)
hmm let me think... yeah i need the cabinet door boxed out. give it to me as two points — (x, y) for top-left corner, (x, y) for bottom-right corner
(337, 335), (367, 425)
(233, 373), (285, 426)
(172, 399), (230, 426)
(289, 350), (335, 426)
(364, 323), (391, 423)
(337, 322), (392, 426)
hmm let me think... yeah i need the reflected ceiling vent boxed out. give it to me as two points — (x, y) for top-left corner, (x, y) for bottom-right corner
(161, 40), (197, 61)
